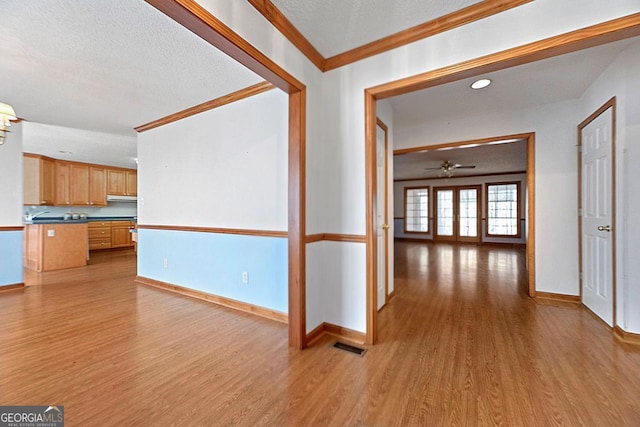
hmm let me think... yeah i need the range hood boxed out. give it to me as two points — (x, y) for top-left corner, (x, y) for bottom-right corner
(107, 195), (137, 203)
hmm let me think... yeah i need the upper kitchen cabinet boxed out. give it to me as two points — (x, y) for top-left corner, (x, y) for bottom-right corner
(23, 154), (55, 205)
(89, 166), (107, 206)
(108, 169), (137, 196)
(54, 160), (107, 206)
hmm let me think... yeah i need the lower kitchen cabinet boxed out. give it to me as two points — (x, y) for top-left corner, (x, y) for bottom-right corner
(88, 221), (112, 250)
(89, 221), (135, 251)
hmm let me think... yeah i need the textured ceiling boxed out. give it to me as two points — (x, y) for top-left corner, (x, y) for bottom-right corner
(0, 0), (262, 140)
(394, 139), (527, 180)
(270, 0), (482, 58)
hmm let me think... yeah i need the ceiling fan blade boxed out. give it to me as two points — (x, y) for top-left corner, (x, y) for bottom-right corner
(455, 165), (476, 169)
(423, 167), (442, 170)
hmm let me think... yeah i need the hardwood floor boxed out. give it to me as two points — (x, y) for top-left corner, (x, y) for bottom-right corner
(2, 243), (640, 425)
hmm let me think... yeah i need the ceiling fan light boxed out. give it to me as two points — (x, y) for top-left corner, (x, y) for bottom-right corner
(471, 78), (492, 90)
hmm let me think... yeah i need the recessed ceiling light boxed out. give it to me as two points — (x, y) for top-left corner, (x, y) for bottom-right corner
(470, 78), (492, 90)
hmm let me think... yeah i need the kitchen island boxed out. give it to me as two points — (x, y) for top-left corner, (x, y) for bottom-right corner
(24, 221), (88, 272)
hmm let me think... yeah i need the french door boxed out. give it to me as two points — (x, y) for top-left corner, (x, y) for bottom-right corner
(434, 186), (481, 243)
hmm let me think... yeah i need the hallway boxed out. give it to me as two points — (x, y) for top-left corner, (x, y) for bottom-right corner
(1, 244), (639, 425)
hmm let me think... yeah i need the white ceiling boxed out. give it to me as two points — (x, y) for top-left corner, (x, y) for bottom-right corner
(1, 0), (262, 139)
(394, 139), (527, 180)
(270, 0), (482, 58)
(391, 36), (639, 180)
(389, 37), (636, 131)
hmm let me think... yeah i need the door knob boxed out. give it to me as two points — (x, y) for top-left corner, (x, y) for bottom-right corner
(381, 224), (390, 230)
(597, 225), (611, 232)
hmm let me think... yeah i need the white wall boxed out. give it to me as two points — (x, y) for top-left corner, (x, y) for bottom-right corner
(394, 174), (527, 245)
(579, 42), (640, 332)
(0, 121), (23, 225)
(138, 89), (288, 231)
(173, 0), (640, 333)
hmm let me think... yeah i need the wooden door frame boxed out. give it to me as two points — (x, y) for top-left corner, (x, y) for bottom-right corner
(145, 0), (307, 349)
(577, 97), (617, 325)
(365, 14), (640, 345)
(376, 118), (390, 305)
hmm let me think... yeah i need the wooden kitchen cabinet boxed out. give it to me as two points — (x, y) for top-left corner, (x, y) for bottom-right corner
(55, 161), (71, 205)
(69, 163), (90, 205)
(23, 154), (55, 205)
(89, 221), (135, 251)
(24, 223), (88, 272)
(54, 162), (107, 207)
(111, 221), (133, 247)
(89, 166), (107, 206)
(89, 221), (112, 250)
(108, 169), (137, 196)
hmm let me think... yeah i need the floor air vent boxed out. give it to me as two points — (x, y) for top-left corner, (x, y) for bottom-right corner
(332, 341), (367, 357)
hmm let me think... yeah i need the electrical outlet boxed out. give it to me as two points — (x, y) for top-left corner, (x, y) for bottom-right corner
(163, 258), (168, 268)
(242, 272), (248, 283)
(47, 229), (55, 237)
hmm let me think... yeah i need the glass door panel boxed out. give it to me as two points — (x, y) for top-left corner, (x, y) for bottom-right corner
(436, 189), (454, 237)
(458, 187), (480, 242)
(434, 186), (481, 243)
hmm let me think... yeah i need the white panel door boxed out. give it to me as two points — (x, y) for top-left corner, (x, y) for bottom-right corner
(581, 106), (614, 326)
(376, 122), (388, 310)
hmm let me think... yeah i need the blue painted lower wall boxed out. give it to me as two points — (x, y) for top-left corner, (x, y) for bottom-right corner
(0, 231), (24, 286)
(138, 229), (288, 313)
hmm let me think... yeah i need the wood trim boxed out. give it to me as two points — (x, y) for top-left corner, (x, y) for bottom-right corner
(324, 233), (367, 243)
(577, 97), (617, 323)
(324, 322), (366, 345)
(614, 326), (640, 345)
(370, 13), (640, 100)
(394, 133), (532, 155)
(0, 283), (25, 292)
(485, 181), (522, 239)
(305, 322), (326, 345)
(136, 224), (287, 238)
(145, 0), (303, 92)
(249, 0), (531, 72)
(305, 233), (367, 243)
(323, 0), (533, 71)
(365, 92), (377, 345)
(288, 88), (307, 349)
(247, 0), (325, 70)
(136, 276), (288, 323)
(0, 226), (24, 231)
(387, 289), (396, 302)
(526, 134), (536, 297)
(135, 81), (275, 132)
(394, 171), (527, 182)
(145, 0), (307, 349)
(534, 292), (581, 304)
(305, 322), (367, 346)
(394, 237), (434, 243)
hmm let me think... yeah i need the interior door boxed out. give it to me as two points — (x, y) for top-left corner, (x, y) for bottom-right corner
(581, 105), (614, 326)
(376, 120), (389, 310)
(434, 186), (481, 243)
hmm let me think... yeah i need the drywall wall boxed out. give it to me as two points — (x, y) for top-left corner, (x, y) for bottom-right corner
(0, 122), (23, 226)
(0, 121), (23, 287)
(158, 0), (640, 333)
(137, 88), (290, 315)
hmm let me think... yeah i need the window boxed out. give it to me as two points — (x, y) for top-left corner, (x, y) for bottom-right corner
(405, 187), (429, 233)
(486, 182), (520, 237)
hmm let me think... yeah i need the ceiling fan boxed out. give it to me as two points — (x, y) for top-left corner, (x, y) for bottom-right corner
(424, 160), (476, 177)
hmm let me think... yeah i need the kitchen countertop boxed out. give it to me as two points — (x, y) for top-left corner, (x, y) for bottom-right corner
(24, 216), (137, 225)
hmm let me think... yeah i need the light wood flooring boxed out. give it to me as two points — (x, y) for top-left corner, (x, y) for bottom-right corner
(2, 243), (640, 425)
